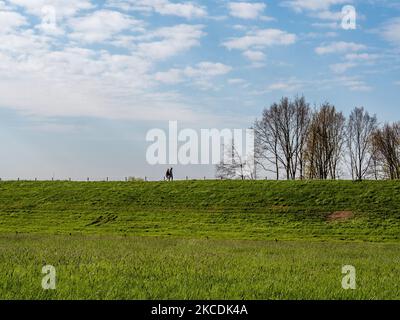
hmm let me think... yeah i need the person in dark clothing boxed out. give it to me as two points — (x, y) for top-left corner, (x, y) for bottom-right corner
(169, 168), (174, 181)
(165, 168), (171, 181)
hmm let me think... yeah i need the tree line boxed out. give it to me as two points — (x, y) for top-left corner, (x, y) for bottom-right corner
(217, 96), (400, 181)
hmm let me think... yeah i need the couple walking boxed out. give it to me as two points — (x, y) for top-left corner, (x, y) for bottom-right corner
(165, 168), (174, 181)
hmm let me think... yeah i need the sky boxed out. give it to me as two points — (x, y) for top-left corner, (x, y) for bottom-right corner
(0, 0), (399, 180)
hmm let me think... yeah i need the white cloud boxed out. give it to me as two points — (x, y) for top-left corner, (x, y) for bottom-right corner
(8, 0), (94, 18)
(228, 2), (266, 19)
(228, 78), (246, 84)
(315, 41), (366, 55)
(344, 53), (379, 62)
(232, 24), (247, 31)
(243, 50), (265, 62)
(155, 62), (232, 87)
(0, 1), (8, 10)
(251, 75), (372, 94)
(282, 0), (351, 28)
(69, 10), (143, 44)
(330, 62), (356, 74)
(154, 68), (183, 84)
(0, 20), (207, 122)
(0, 78), (204, 121)
(282, 0), (349, 12)
(0, 30), (50, 54)
(338, 76), (372, 92)
(135, 24), (205, 60)
(0, 49), (203, 122)
(149, 0), (207, 18)
(0, 10), (27, 33)
(329, 52), (379, 75)
(268, 83), (291, 90)
(380, 18), (400, 46)
(0, 5), (210, 122)
(0, 0), (381, 126)
(302, 31), (338, 39)
(311, 22), (339, 29)
(223, 28), (297, 51)
(107, 0), (207, 19)
(266, 78), (305, 92)
(184, 62), (232, 77)
(313, 10), (342, 21)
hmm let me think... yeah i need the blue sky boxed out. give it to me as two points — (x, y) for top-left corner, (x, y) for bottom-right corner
(0, 0), (399, 180)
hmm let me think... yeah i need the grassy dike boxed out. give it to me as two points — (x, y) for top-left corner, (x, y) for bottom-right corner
(0, 180), (399, 299)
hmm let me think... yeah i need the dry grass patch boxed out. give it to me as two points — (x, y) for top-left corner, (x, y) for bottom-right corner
(327, 211), (354, 222)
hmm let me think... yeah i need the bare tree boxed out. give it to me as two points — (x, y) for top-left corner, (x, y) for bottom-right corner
(254, 96), (311, 180)
(347, 107), (377, 181)
(254, 104), (280, 180)
(305, 104), (345, 179)
(252, 97), (400, 181)
(275, 97), (296, 180)
(293, 96), (312, 179)
(371, 123), (400, 180)
(216, 141), (255, 180)
(370, 140), (384, 180)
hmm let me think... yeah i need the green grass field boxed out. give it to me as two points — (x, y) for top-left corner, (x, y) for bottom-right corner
(0, 180), (399, 299)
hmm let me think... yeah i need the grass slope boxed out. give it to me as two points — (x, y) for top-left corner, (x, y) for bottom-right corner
(0, 180), (400, 241)
(1, 234), (400, 300)
(1, 180), (400, 299)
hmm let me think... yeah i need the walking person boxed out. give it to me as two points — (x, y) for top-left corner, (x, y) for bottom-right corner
(165, 168), (171, 181)
(169, 168), (174, 181)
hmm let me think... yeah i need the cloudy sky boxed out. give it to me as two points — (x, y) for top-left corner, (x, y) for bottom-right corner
(0, 0), (399, 180)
